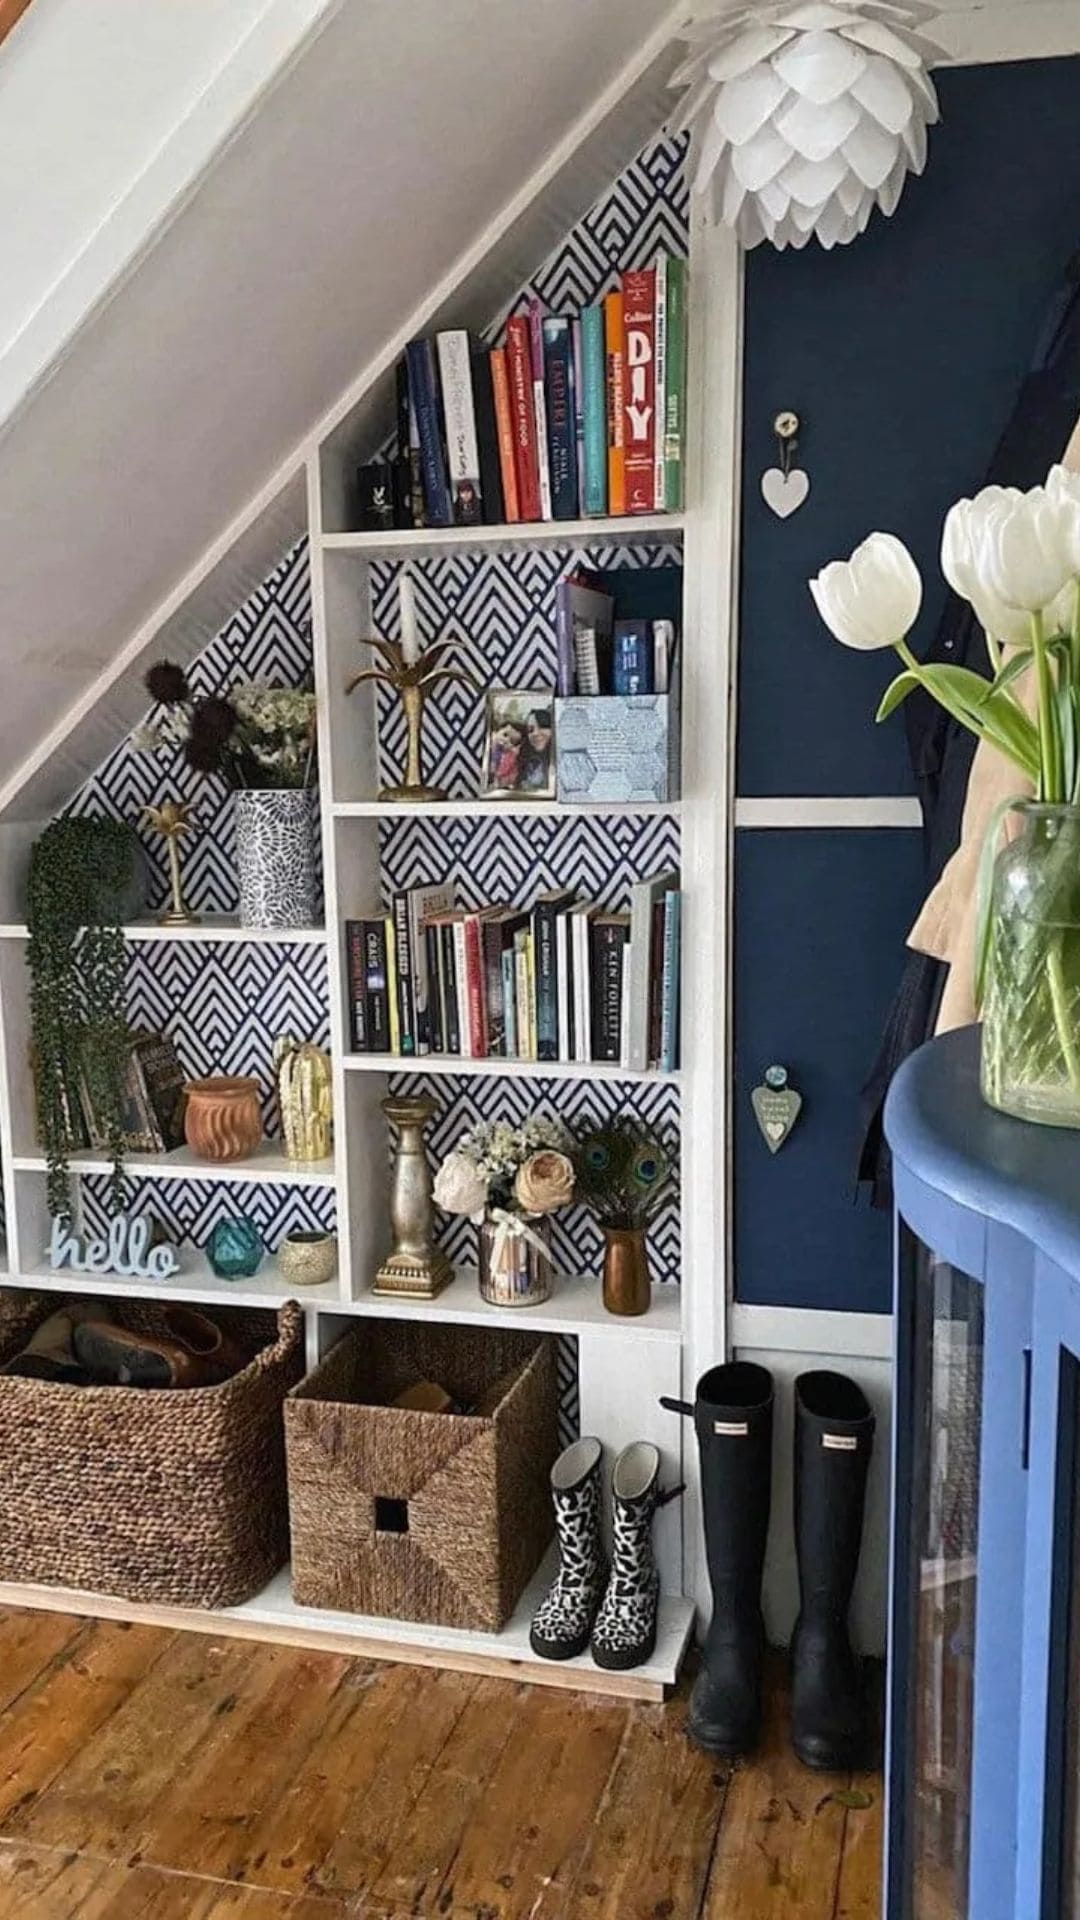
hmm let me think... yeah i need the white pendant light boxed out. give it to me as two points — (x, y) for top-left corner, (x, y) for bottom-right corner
(669, 1), (945, 251)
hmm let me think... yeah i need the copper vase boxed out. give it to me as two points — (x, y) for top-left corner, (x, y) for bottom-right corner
(183, 1077), (263, 1162)
(602, 1226), (651, 1317)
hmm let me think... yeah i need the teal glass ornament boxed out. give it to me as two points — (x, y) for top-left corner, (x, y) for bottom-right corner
(206, 1216), (264, 1280)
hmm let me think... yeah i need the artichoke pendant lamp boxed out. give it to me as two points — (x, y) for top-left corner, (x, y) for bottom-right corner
(669, 1), (945, 251)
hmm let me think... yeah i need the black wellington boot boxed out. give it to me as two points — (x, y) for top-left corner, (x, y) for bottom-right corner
(667, 1362), (774, 1756)
(790, 1370), (875, 1772)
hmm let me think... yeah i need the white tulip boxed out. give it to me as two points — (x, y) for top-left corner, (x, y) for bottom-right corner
(958, 483), (1072, 614)
(809, 532), (923, 651)
(969, 586), (1034, 648)
(1047, 464), (1080, 579)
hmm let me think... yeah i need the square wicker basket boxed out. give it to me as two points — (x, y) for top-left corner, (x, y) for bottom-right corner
(0, 1293), (303, 1608)
(285, 1319), (559, 1631)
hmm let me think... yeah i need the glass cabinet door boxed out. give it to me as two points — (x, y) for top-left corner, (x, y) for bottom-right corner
(1018, 1261), (1080, 1920)
(890, 1227), (985, 1920)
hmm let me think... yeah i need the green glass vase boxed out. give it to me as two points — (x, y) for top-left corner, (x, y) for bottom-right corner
(981, 802), (1080, 1127)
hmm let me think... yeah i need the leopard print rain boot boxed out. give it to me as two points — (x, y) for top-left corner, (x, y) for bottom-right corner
(591, 1442), (667, 1672)
(530, 1436), (608, 1661)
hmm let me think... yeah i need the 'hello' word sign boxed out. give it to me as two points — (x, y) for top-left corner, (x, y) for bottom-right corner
(49, 1213), (181, 1280)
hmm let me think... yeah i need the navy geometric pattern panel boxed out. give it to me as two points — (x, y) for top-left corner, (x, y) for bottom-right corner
(79, 1176), (335, 1256)
(390, 1069), (680, 1288)
(68, 540), (315, 918)
(380, 812), (680, 912)
(372, 543), (682, 797)
(492, 131), (688, 330)
(125, 943), (329, 1134)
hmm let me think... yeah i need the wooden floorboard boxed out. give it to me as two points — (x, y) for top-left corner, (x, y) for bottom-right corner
(0, 1606), (884, 1920)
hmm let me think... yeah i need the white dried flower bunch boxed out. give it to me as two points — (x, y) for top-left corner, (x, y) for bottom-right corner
(457, 1115), (571, 1181)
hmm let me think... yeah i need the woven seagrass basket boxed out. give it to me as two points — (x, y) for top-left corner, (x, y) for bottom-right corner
(0, 1293), (303, 1608)
(285, 1320), (558, 1631)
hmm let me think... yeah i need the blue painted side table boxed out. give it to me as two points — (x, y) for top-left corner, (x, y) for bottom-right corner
(885, 1026), (1080, 1919)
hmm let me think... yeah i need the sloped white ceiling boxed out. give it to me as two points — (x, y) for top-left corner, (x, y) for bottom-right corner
(0, 0), (680, 810)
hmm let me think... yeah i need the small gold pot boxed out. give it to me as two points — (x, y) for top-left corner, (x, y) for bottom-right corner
(602, 1226), (651, 1317)
(183, 1077), (263, 1162)
(277, 1231), (338, 1288)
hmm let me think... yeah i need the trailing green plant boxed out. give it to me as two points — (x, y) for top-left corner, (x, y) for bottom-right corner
(574, 1119), (673, 1231)
(26, 817), (137, 1221)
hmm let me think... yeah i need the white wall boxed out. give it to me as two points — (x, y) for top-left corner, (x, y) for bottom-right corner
(0, 0), (336, 420)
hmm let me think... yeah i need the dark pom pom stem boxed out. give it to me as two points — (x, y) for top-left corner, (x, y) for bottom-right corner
(145, 660), (190, 705)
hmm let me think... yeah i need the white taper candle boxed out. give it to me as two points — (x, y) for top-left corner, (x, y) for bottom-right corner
(399, 570), (420, 666)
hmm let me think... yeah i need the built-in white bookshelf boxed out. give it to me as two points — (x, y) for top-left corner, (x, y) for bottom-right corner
(0, 190), (737, 1697)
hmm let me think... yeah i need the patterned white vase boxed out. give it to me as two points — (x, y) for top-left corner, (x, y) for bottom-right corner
(235, 789), (317, 929)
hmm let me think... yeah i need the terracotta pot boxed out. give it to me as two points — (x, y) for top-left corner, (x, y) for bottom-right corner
(183, 1077), (263, 1162)
(602, 1226), (651, 1317)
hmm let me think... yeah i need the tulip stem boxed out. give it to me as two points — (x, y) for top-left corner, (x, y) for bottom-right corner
(1031, 608), (1064, 803)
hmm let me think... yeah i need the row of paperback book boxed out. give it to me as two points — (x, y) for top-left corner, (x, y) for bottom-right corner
(355, 255), (687, 533)
(345, 871), (681, 1071)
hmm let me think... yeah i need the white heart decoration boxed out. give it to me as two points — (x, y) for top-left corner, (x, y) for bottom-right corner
(766, 1121), (785, 1141)
(761, 466), (810, 518)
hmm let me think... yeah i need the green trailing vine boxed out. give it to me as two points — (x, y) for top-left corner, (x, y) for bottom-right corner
(26, 818), (137, 1222)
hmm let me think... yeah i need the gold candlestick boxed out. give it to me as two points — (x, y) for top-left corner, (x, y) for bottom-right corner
(143, 800), (200, 926)
(345, 637), (478, 803)
(374, 1094), (453, 1299)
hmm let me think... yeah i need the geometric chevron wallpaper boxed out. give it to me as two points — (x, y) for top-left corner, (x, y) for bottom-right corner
(62, 130), (688, 1286)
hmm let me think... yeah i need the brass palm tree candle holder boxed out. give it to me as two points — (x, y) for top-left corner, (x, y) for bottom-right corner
(344, 569), (477, 802)
(143, 799), (200, 926)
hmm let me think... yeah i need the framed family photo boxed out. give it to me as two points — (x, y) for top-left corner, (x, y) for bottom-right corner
(482, 689), (556, 799)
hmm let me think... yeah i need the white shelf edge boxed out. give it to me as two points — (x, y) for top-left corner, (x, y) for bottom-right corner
(2, 1263), (341, 1312)
(331, 798), (680, 820)
(11, 1144), (338, 1189)
(0, 1559), (695, 1700)
(0, 917), (328, 946)
(343, 1053), (680, 1085)
(321, 512), (685, 558)
(342, 1270), (683, 1342)
(0, 1266), (682, 1342)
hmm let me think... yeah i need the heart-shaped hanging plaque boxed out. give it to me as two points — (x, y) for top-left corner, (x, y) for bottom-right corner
(761, 467), (810, 519)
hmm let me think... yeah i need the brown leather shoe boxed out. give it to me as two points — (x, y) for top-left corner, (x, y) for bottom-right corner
(1, 1301), (108, 1382)
(72, 1312), (246, 1389)
(161, 1306), (251, 1384)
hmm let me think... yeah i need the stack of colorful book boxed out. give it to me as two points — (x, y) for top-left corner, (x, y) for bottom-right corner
(354, 255), (688, 533)
(345, 870), (680, 1071)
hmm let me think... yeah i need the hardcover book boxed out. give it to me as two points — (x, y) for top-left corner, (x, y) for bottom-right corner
(489, 348), (520, 523)
(590, 913), (630, 1062)
(652, 253), (668, 512)
(604, 291), (626, 516)
(663, 257), (688, 511)
(613, 618), (653, 696)
(621, 268), (656, 514)
(543, 318), (577, 520)
(411, 882), (456, 1052)
(571, 317), (587, 510)
(362, 918), (391, 1052)
(660, 889), (682, 1072)
(532, 888), (577, 1061)
(436, 330), (483, 525)
(554, 568), (614, 698)
(581, 303), (608, 516)
(396, 355), (425, 528)
(627, 870), (679, 1072)
(527, 299), (553, 521)
(345, 919), (368, 1050)
(405, 338), (452, 527)
(392, 892), (416, 1053)
(471, 344), (505, 527)
(505, 315), (541, 521)
(130, 1031), (187, 1152)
